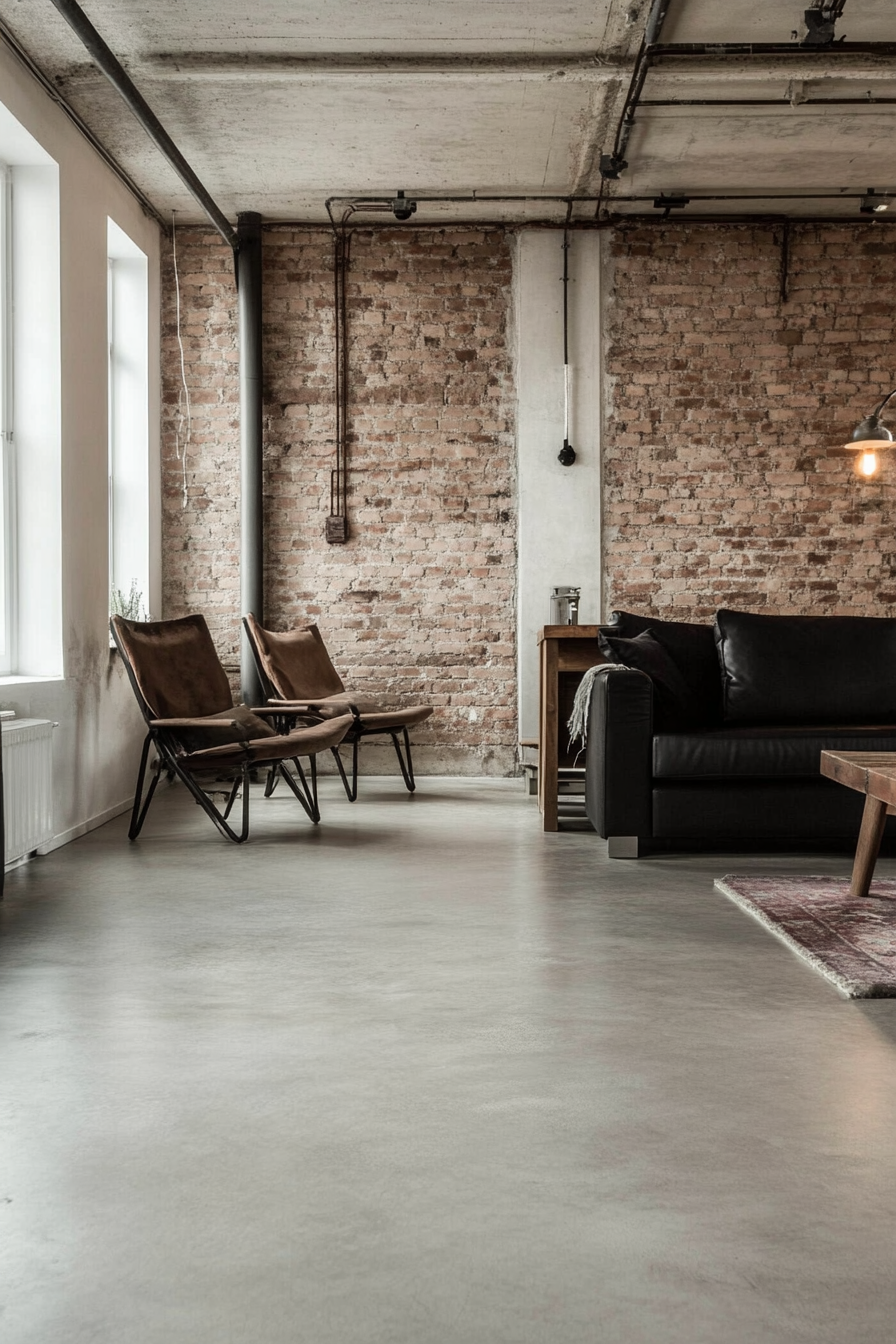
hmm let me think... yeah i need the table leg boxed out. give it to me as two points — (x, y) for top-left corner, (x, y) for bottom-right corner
(538, 639), (558, 832)
(850, 793), (888, 898)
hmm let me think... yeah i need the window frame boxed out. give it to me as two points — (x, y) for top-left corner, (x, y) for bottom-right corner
(0, 160), (15, 676)
(107, 220), (150, 626)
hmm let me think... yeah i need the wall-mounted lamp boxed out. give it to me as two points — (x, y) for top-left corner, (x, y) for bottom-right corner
(844, 386), (896, 478)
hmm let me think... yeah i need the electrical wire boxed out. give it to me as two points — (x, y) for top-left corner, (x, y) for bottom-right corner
(172, 215), (191, 509)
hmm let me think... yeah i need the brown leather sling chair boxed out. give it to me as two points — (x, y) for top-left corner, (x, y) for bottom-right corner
(111, 614), (353, 843)
(243, 613), (433, 801)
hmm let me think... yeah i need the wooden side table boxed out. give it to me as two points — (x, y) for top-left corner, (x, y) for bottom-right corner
(537, 625), (605, 832)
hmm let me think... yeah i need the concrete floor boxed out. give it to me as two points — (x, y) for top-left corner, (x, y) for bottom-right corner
(3, 778), (896, 1343)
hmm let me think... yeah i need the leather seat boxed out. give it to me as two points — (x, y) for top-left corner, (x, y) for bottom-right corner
(654, 726), (896, 780)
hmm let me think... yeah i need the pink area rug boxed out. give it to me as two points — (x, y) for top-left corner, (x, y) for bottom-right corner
(715, 875), (896, 998)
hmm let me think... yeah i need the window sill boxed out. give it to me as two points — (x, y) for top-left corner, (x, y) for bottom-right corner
(0, 674), (64, 687)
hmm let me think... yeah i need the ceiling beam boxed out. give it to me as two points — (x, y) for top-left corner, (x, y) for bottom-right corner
(128, 52), (626, 83)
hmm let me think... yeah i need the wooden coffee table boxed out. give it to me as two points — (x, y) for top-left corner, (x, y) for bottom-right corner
(820, 751), (896, 897)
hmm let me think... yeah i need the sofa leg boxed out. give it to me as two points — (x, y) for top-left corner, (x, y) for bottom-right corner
(608, 836), (642, 859)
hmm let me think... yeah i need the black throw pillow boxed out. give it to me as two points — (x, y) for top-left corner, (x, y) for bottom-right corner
(598, 629), (702, 732)
(609, 610), (722, 727)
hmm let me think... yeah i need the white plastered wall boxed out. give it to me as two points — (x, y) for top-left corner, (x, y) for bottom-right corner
(515, 230), (601, 744)
(0, 40), (161, 851)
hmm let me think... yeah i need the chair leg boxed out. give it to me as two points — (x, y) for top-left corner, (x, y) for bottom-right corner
(222, 775), (242, 820)
(264, 764), (279, 798)
(129, 733), (161, 840)
(170, 755), (251, 844)
(279, 757), (321, 823)
(391, 727), (417, 793)
(331, 741), (358, 802)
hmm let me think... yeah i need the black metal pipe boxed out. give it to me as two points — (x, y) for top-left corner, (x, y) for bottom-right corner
(265, 214), (896, 231)
(604, 192), (894, 202)
(47, 0), (237, 248)
(640, 97), (896, 106)
(326, 188), (896, 209)
(649, 41), (896, 58)
(600, 33), (896, 186)
(603, 0), (673, 179)
(0, 18), (167, 231)
(237, 212), (264, 705)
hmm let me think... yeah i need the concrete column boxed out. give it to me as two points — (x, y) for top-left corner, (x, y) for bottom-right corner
(514, 229), (601, 743)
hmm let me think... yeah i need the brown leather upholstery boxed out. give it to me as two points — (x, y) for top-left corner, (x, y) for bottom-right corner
(112, 614), (233, 718)
(244, 615), (345, 701)
(296, 695), (433, 730)
(111, 611), (355, 840)
(243, 612), (434, 800)
(180, 716), (354, 771)
(243, 613), (433, 725)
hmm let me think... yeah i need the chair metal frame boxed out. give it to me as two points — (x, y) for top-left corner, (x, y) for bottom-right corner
(243, 618), (417, 803)
(112, 617), (338, 843)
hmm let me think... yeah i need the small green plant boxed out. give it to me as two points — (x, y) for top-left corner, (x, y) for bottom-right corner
(110, 578), (148, 621)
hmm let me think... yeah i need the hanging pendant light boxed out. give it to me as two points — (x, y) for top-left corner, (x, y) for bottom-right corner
(844, 386), (896, 479)
(557, 226), (576, 466)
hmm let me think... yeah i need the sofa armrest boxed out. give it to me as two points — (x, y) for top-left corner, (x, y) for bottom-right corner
(585, 667), (653, 843)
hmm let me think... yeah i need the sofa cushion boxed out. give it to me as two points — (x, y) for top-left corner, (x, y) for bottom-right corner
(654, 725), (896, 780)
(714, 609), (896, 724)
(610, 610), (722, 727)
(598, 630), (704, 731)
(651, 780), (885, 842)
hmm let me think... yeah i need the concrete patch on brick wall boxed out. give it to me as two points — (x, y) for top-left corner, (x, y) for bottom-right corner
(603, 224), (896, 622)
(162, 226), (517, 776)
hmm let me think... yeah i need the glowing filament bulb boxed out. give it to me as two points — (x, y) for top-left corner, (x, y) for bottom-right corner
(855, 450), (880, 478)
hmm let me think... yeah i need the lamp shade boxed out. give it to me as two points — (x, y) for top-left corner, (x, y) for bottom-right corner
(842, 389), (896, 478)
(844, 415), (895, 452)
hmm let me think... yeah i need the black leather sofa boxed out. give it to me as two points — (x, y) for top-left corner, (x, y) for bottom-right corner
(585, 608), (896, 856)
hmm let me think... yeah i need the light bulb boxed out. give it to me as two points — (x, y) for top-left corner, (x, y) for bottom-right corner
(855, 450), (880, 478)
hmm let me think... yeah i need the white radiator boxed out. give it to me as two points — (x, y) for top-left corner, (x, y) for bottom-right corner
(3, 718), (55, 867)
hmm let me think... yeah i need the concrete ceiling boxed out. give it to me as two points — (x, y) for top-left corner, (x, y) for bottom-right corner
(0, 0), (894, 226)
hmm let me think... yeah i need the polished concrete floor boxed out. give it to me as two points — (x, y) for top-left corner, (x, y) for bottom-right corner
(3, 777), (896, 1343)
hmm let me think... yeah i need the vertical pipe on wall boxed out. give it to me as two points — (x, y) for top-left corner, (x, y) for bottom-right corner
(237, 211), (264, 705)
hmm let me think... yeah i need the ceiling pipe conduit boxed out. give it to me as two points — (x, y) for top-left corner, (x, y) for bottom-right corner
(640, 97), (896, 106)
(0, 17), (166, 230)
(47, 0), (266, 703)
(47, 0), (238, 249)
(236, 213), (265, 703)
(599, 0), (673, 182)
(648, 42), (896, 59)
(600, 32), (896, 192)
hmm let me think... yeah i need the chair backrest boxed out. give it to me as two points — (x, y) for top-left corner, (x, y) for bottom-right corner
(243, 613), (345, 701)
(111, 613), (234, 721)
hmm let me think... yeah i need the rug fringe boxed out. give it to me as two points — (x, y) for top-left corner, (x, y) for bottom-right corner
(713, 876), (892, 999)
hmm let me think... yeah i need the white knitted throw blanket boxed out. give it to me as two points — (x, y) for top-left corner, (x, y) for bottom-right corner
(567, 664), (624, 747)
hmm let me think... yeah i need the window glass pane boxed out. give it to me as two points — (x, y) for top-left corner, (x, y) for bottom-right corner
(0, 162), (10, 667)
(107, 220), (149, 622)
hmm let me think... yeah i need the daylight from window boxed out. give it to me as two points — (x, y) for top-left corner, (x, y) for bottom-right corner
(107, 218), (149, 623)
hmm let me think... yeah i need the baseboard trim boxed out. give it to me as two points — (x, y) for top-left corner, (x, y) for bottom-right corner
(36, 798), (133, 856)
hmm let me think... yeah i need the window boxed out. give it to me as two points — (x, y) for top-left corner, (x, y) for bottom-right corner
(0, 160), (12, 673)
(0, 100), (61, 680)
(107, 219), (149, 622)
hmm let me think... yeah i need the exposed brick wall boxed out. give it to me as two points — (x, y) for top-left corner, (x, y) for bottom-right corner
(603, 224), (896, 621)
(161, 227), (516, 774)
